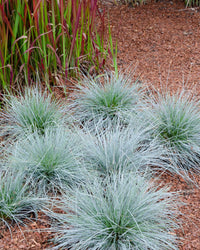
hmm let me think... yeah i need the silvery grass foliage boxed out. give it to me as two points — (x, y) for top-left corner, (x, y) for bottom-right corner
(47, 173), (180, 250)
(0, 87), (68, 142)
(70, 72), (144, 131)
(8, 127), (82, 194)
(0, 168), (45, 232)
(147, 90), (200, 175)
(78, 120), (171, 177)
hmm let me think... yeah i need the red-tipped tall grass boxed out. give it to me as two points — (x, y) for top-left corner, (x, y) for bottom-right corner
(0, 0), (111, 92)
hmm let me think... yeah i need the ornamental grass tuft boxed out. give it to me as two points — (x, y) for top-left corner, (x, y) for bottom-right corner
(70, 72), (144, 131)
(0, 168), (45, 232)
(48, 173), (180, 250)
(9, 127), (82, 194)
(148, 90), (200, 177)
(78, 120), (169, 177)
(0, 87), (67, 143)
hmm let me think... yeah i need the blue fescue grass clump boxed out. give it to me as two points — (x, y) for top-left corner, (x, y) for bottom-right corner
(0, 87), (68, 142)
(148, 90), (200, 176)
(78, 119), (172, 178)
(47, 173), (180, 250)
(9, 127), (82, 194)
(0, 168), (45, 232)
(70, 72), (144, 131)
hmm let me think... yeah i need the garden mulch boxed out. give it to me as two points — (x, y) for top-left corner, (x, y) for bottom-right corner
(103, 0), (200, 94)
(1, 0), (200, 249)
(0, 213), (54, 249)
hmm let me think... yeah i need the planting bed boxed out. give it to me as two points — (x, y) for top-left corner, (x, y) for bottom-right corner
(1, 0), (200, 249)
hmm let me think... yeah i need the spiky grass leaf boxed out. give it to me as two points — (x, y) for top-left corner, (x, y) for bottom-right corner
(0, 87), (68, 142)
(148, 91), (200, 176)
(0, 168), (45, 232)
(48, 173), (180, 250)
(9, 127), (82, 194)
(70, 72), (144, 131)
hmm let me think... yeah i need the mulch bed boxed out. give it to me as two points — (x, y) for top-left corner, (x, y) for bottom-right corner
(1, 0), (200, 249)
(105, 0), (200, 93)
(0, 213), (54, 249)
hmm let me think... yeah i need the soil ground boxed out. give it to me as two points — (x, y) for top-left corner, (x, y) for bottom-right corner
(1, 0), (200, 249)
(105, 0), (200, 94)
